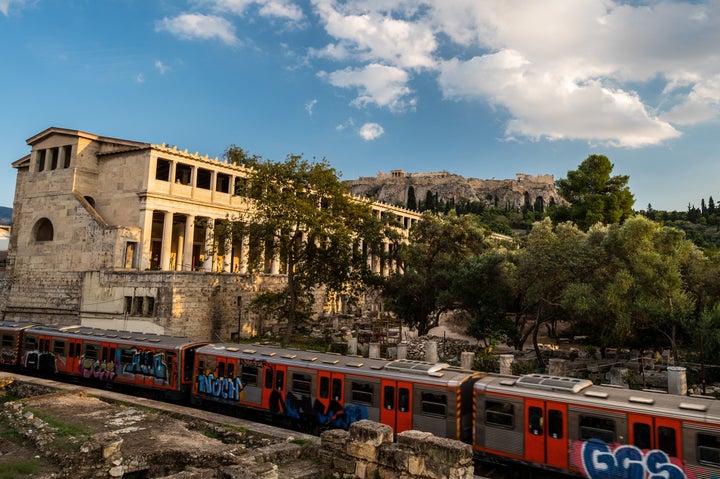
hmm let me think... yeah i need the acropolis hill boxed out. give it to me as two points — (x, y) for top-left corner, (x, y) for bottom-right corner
(344, 170), (564, 211)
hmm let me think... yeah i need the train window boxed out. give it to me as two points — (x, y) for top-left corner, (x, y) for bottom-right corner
(698, 433), (720, 466)
(420, 392), (447, 417)
(264, 368), (273, 389)
(69, 343), (76, 357)
(548, 409), (563, 439)
(399, 388), (409, 412)
(320, 377), (330, 399)
(218, 362), (226, 378)
(241, 366), (258, 386)
(292, 373), (312, 395)
(84, 343), (98, 360)
(227, 362), (235, 378)
(120, 348), (135, 364)
(658, 426), (677, 457)
(2, 335), (13, 348)
(108, 347), (116, 362)
(197, 359), (206, 375)
(485, 401), (514, 429)
(53, 340), (66, 356)
(528, 407), (543, 435)
(332, 378), (342, 401)
(579, 415), (616, 443)
(351, 381), (374, 405)
(384, 386), (395, 410)
(276, 370), (284, 391)
(24, 336), (37, 351)
(633, 423), (652, 450)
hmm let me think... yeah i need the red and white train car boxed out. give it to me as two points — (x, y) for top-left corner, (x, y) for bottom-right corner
(474, 373), (720, 479)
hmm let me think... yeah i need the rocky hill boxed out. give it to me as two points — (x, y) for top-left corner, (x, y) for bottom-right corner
(0, 206), (11, 224)
(344, 170), (565, 211)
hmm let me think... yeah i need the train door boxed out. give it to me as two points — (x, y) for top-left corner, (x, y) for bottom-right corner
(524, 399), (569, 469)
(262, 363), (287, 414)
(317, 371), (345, 424)
(629, 414), (682, 460)
(67, 338), (83, 374)
(380, 379), (413, 434)
(99, 342), (116, 382)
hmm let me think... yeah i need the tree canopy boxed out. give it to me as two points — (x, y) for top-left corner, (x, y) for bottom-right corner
(554, 154), (635, 230)
(224, 147), (380, 344)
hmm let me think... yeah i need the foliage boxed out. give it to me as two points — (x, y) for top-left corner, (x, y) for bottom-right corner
(554, 154), (635, 230)
(382, 212), (489, 335)
(223, 147), (380, 344)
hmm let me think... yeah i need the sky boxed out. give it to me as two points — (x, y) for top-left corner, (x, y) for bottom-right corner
(1, 0), (720, 212)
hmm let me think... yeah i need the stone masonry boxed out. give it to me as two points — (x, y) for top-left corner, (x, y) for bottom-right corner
(320, 420), (475, 479)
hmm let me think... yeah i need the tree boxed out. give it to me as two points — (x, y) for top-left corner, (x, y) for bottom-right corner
(554, 154), (635, 230)
(407, 186), (417, 211)
(224, 148), (379, 344)
(382, 212), (488, 335)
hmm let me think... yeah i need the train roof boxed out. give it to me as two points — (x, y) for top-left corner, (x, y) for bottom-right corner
(0, 320), (39, 332)
(21, 324), (207, 350)
(197, 342), (483, 387)
(475, 373), (720, 422)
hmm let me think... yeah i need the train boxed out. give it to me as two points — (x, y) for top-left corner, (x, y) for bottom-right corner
(0, 320), (718, 479)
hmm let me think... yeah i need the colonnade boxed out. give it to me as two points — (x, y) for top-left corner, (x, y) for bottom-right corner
(136, 208), (403, 276)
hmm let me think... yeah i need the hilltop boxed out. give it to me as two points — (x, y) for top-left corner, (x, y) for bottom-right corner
(344, 170), (565, 212)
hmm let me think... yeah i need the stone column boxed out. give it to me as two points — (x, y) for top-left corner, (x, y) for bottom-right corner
(138, 208), (154, 270)
(175, 225), (185, 271)
(270, 233), (280, 274)
(609, 368), (629, 388)
(182, 214), (195, 271)
(347, 338), (358, 356)
(548, 358), (566, 376)
(499, 354), (514, 375)
(668, 366), (687, 396)
(203, 218), (214, 272)
(222, 230), (232, 273)
(239, 231), (249, 274)
(169, 160), (178, 192)
(461, 352), (475, 370)
(396, 343), (408, 360)
(160, 211), (173, 271)
(425, 341), (438, 363)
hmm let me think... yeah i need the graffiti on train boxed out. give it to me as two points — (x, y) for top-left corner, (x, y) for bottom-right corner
(23, 350), (65, 373)
(197, 372), (243, 401)
(581, 439), (687, 479)
(122, 349), (169, 381)
(79, 358), (116, 380)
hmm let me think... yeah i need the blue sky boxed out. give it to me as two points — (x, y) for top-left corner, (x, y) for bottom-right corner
(2, 0), (720, 212)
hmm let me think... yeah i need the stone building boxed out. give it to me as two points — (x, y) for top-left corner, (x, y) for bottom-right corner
(1, 127), (420, 340)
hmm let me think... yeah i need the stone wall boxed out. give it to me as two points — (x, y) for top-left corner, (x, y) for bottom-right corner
(319, 420), (474, 479)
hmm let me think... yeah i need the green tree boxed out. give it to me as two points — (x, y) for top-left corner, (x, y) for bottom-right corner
(382, 212), (488, 335)
(407, 186), (417, 211)
(554, 154), (635, 230)
(224, 148), (379, 344)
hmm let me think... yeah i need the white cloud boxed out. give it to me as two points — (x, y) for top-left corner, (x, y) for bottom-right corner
(136, 74), (145, 84)
(212, 0), (303, 21)
(305, 99), (318, 116)
(0, 0), (25, 16)
(154, 60), (170, 75)
(359, 122), (384, 141)
(323, 63), (415, 112)
(156, 13), (238, 45)
(313, 0), (436, 70)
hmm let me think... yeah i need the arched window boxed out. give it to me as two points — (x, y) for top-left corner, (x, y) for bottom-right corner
(34, 218), (54, 242)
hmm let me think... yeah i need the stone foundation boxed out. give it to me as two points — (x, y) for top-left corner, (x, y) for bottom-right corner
(319, 420), (474, 479)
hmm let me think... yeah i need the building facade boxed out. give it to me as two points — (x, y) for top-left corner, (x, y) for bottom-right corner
(2, 127), (420, 340)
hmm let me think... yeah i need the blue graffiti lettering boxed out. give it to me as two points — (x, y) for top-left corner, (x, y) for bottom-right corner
(197, 373), (243, 401)
(582, 439), (686, 479)
(123, 350), (168, 380)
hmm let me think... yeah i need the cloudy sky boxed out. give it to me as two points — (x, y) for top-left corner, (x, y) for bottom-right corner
(1, 0), (720, 211)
